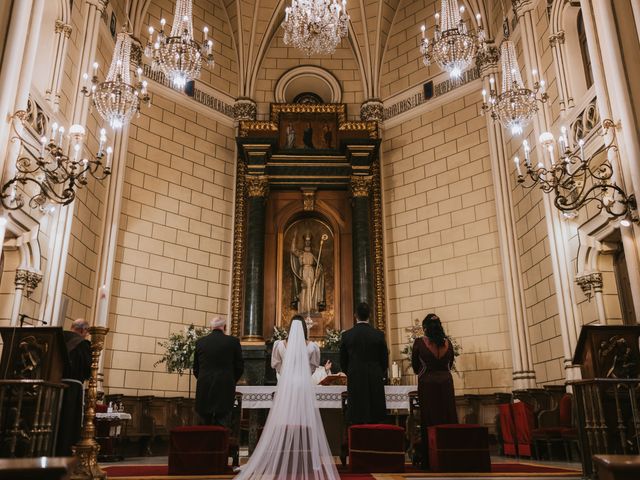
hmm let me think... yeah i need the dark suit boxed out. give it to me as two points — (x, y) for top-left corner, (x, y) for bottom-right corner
(193, 330), (244, 426)
(340, 322), (389, 424)
(56, 331), (91, 456)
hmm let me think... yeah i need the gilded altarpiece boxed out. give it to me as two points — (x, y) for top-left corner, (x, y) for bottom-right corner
(233, 103), (384, 342)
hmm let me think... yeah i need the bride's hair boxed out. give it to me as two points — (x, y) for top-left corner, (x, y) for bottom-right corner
(291, 314), (308, 340)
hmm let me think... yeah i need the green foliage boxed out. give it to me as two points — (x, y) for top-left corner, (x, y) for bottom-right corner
(154, 324), (208, 375)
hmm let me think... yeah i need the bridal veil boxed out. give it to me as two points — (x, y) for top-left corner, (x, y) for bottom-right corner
(235, 320), (338, 479)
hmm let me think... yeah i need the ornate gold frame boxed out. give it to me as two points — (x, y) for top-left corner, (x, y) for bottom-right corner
(238, 103), (379, 139)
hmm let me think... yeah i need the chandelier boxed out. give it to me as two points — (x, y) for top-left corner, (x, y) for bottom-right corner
(1, 112), (112, 210)
(420, 0), (485, 79)
(481, 40), (547, 135)
(146, 0), (214, 89)
(83, 31), (150, 129)
(514, 119), (636, 223)
(282, 0), (350, 56)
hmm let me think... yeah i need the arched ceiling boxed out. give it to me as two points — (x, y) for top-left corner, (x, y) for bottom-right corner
(130, 0), (495, 100)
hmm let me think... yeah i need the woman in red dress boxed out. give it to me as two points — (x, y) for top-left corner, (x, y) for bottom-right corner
(411, 313), (457, 469)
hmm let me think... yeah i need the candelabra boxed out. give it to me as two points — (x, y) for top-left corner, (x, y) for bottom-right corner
(481, 40), (547, 135)
(0, 111), (112, 210)
(145, 0), (214, 89)
(420, 0), (485, 79)
(282, 0), (350, 56)
(82, 31), (150, 129)
(514, 119), (636, 223)
(70, 326), (109, 480)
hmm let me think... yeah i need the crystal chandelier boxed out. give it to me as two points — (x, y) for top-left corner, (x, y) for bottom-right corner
(83, 31), (150, 129)
(481, 40), (548, 135)
(1, 112), (112, 210)
(420, 0), (485, 79)
(282, 0), (350, 56)
(514, 119), (636, 223)
(146, 0), (214, 89)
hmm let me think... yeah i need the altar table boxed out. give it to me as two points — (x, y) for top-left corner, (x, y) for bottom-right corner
(235, 385), (415, 409)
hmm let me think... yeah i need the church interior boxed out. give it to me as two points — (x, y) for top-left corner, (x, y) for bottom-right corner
(0, 0), (639, 478)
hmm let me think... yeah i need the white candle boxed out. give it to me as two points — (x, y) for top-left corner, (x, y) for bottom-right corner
(58, 126), (65, 145)
(95, 284), (108, 326)
(523, 140), (531, 167)
(578, 139), (585, 160)
(514, 156), (522, 176)
(40, 136), (47, 157)
(481, 89), (487, 103)
(0, 217), (7, 253)
(392, 361), (400, 379)
(106, 146), (113, 169)
(476, 13), (481, 27)
(421, 24), (426, 39)
(435, 13), (440, 27)
(203, 26), (208, 42)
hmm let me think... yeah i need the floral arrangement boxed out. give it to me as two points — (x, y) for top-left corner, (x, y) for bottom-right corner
(271, 325), (289, 342)
(154, 324), (208, 375)
(400, 318), (462, 375)
(323, 328), (344, 351)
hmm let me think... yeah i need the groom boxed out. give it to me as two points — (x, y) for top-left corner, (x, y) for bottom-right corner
(340, 302), (389, 424)
(193, 316), (244, 427)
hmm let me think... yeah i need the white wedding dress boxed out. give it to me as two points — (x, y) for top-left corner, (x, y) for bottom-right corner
(235, 320), (339, 479)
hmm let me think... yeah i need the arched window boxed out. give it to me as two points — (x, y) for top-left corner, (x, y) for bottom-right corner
(577, 11), (594, 89)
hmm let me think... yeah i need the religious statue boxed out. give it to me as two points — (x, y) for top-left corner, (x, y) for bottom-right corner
(290, 231), (327, 315)
(303, 122), (314, 149)
(286, 123), (296, 149)
(322, 123), (332, 148)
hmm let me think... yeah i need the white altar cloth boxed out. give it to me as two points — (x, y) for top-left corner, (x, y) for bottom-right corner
(95, 412), (132, 420)
(236, 385), (415, 410)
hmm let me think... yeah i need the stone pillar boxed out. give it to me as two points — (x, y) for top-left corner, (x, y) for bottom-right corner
(242, 175), (269, 341)
(42, 0), (109, 326)
(0, 0), (34, 181)
(478, 45), (536, 389)
(10, 269), (29, 326)
(513, 0), (582, 381)
(350, 175), (373, 308)
(47, 20), (73, 111)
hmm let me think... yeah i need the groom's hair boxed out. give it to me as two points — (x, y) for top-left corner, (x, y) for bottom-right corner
(355, 302), (370, 322)
(291, 315), (308, 340)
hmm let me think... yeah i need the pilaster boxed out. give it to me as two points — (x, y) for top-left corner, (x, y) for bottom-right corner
(350, 175), (373, 309)
(478, 45), (536, 389)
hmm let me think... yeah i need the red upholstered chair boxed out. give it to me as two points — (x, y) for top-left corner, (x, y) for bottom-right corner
(498, 403), (517, 456)
(168, 426), (229, 475)
(348, 424), (405, 473)
(427, 424), (491, 473)
(532, 394), (578, 460)
(512, 401), (535, 457)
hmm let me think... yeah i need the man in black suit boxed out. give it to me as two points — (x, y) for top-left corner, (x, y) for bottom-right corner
(193, 316), (244, 426)
(340, 302), (389, 424)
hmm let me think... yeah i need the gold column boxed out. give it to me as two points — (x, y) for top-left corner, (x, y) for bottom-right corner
(70, 326), (109, 480)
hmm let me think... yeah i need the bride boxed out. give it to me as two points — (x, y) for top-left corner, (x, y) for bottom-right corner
(235, 315), (339, 479)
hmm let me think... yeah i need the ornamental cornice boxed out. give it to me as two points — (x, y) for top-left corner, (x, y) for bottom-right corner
(512, 0), (535, 17)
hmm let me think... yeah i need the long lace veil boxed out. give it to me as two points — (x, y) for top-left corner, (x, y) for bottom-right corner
(235, 320), (338, 479)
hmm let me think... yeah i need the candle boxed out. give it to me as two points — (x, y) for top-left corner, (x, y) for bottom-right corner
(0, 217), (7, 253)
(558, 134), (565, 153)
(532, 69), (538, 83)
(539, 79), (546, 94)
(476, 13), (481, 27)
(40, 136), (47, 157)
(50, 122), (59, 140)
(421, 24), (426, 39)
(203, 26), (208, 42)
(523, 140), (531, 167)
(92, 61), (99, 75)
(561, 126), (569, 151)
(95, 284), (108, 326)
(514, 156), (522, 176)
(73, 143), (81, 163)
(136, 67), (142, 81)
(58, 126), (65, 145)
(392, 361), (400, 379)
(148, 26), (154, 41)
(99, 128), (107, 154)
(578, 139), (585, 160)
(435, 13), (440, 27)
(160, 18), (166, 32)
(106, 146), (113, 169)
(81, 158), (88, 179)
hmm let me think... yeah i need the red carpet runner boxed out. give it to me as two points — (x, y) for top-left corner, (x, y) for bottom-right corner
(103, 463), (581, 478)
